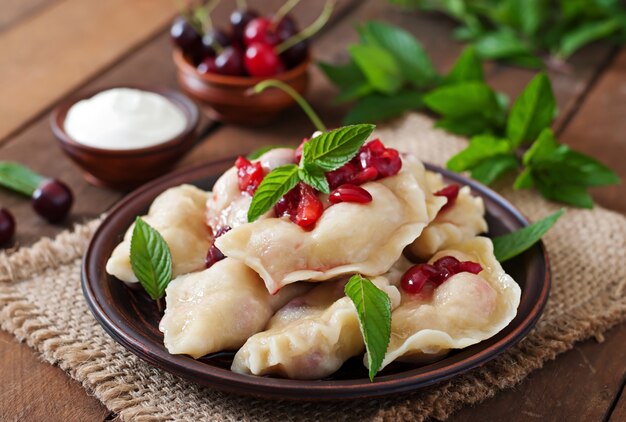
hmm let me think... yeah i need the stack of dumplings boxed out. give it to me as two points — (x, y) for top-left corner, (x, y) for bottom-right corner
(106, 147), (521, 379)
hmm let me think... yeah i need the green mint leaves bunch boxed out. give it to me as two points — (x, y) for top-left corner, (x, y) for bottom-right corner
(446, 72), (620, 208)
(389, 0), (626, 67)
(247, 124), (375, 222)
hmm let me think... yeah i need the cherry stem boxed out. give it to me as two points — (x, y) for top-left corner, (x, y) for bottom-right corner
(275, 0), (334, 54)
(236, 0), (246, 10)
(195, 0), (221, 34)
(273, 0), (300, 24)
(251, 80), (327, 132)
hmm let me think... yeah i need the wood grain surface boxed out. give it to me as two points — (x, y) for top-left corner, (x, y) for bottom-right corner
(0, 0), (624, 421)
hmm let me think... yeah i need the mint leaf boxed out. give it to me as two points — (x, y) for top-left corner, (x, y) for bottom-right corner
(536, 181), (594, 208)
(514, 168), (534, 189)
(558, 18), (623, 58)
(492, 209), (564, 262)
(344, 274), (392, 381)
(359, 21), (438, 88)
(474, 29), (533, 60)
(130, 217), (173, 301)
(0, 161), (44, 197)
(447, 135), (513, 172)
(470, 154), (518, 185)
(343, 91), (423, 125)
(424, 81), (499, 119)
(247, 145), (294, 160)
(507, 73), (556, 146)
(522, 127), (559, 165)
(302, 124), (375, 172)
(299, 165), (330, 194)
(248, 164), (300, 222)
(434, 115), (494, 137)
(349, 44), (403, 94)
(444, 45), (483, 84)
(318, 60), (374, 103)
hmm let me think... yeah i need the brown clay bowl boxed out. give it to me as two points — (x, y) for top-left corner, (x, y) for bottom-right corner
(173, 49), (310, 124)
(82, 159), (550, 401)
(50, 87), (199, 190)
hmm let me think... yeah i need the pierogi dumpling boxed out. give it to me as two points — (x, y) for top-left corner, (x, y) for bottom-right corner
(232, 276), (401, 379)
(159, 258), (311, 358)
(409, 172), (488, 259)
(216, 156), (446, 294)
(106, 184), (210, 283)
(377, 236), (520, 370)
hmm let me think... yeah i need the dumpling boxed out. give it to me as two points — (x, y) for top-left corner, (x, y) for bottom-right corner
(378, 236), (520, 369)
(206, 148), (295, 232)
(106, 184), (210, 283)
(408, 172), (487, 259)
(159, 258), (311, 358)
(216, 156), (446, 293)
(231, 276), (401, 379)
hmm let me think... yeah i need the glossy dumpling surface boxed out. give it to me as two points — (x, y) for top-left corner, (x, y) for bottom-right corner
(231, 276), (400, 379)
(106, 184), (210, 283)
(216, 157), (446, 293)
(159, 258), (310, 358)
(379, 236), (520, 369)
(206, 148), (295, 232)
(409, 172), (487, 259)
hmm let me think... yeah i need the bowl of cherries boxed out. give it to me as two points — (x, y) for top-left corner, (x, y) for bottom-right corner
(171, 1), (332, 124)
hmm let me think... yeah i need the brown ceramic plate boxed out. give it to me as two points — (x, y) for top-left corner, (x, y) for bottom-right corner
(82, 158), (550, 401)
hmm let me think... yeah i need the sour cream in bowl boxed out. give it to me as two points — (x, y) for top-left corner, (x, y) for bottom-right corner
(51, 86), (199, 189)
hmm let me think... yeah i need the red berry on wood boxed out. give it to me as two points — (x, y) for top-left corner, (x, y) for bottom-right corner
(0, 208), (15, 245)
(32, 179), (73, 223)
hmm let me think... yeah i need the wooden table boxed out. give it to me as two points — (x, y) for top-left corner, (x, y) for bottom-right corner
(1, 1), (625, 421)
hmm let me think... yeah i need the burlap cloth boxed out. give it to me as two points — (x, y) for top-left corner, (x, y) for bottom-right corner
(1, 114), (625, 421)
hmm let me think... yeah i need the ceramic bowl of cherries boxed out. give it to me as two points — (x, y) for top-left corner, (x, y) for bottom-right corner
(171, 1), (331, 124)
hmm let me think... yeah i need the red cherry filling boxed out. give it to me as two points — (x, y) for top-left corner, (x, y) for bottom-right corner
(325, 139), (402, 189)
(274, 182), (323, 229)
(401, 255), (483, 294)
(329, 184), (372, 204)
(435, 184), (460, 214)
(235, 156), (265, 195)
(205, 226), (232, 268)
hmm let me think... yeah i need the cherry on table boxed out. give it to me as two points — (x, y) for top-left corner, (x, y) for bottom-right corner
(200, 29), (232, 57)
(32, 179), (73, 223)
(170, 17), (201, 56)
(230, 9), (260, 43)
(0, 208), (15, 245)
(214, 46), (246, 75)
(244, 18), (280, 46)
(244, 43), (284, 77)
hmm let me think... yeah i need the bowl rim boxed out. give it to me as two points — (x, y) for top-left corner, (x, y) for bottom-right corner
(50, 85), (200, 157)
(172, 48), (311, 86)
(82, 158), (551, 401)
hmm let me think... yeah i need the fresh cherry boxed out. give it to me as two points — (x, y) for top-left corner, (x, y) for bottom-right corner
(200, 29), (231, 57)
(32, 179), (73, 223)
(329, 184), (372, 204)
(275, 14), (299, 40)
(244, 43), (284, 77)
(235, 157), (265, 195)
(0, 208), (16, 245)
(280, 40), (309, 68)
(197, 56), (218, 74)
(244, 17), (280, 46)
(205, 226), (231, 268)
(170, 17), (201, 57)
(215, 46), (245, 75)
(435, 184), (460, 214)
(230, 9), (260, 43)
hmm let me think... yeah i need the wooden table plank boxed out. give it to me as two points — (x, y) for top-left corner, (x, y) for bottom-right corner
(0, 0), (58, 33)
(558, 48), (626, 213)
(0, 330), (109, 422)
(0, 0), (176, 143)
(610, 385), (626, 422)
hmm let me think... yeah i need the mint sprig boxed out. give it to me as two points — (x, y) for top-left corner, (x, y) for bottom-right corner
(246, 124), (375, 222)
(493, 209), (564, 262)
(344, 274), (392, 381)
(0, 161), (45, 197)
(130, 217), (173, 310)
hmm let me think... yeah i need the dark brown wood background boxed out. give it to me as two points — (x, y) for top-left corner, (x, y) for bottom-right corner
(0, 1), (624, 421)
